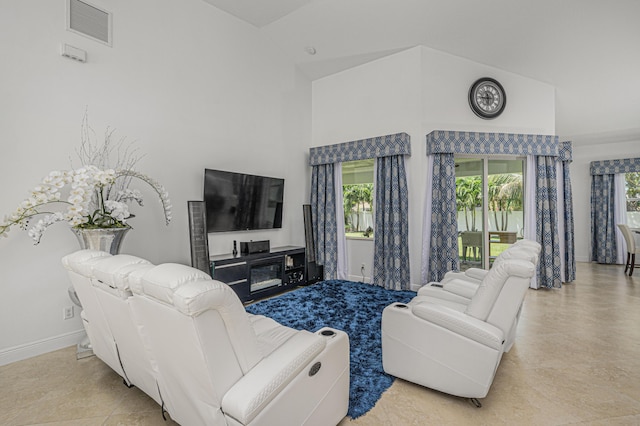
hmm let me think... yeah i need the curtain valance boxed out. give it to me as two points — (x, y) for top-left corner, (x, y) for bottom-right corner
(559, 141), (573, 162)
(425, 130), (559, 156)
(309, 132), (411, 166)
(590, 158), (640, 175)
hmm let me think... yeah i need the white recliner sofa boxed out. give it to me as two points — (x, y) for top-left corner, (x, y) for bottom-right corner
(381, 258), (535, 401)
(62, 250), (350, 426)
(415, 240), (541, 352)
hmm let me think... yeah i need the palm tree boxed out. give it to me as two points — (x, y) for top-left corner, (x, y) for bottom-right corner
(343, 183), (373, 232)
(626, 172), (640, 213)
(488, 173), (522, 231)
(455, 176), (482, 231)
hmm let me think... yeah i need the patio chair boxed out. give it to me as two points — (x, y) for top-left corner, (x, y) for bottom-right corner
(617, 224), (640, 276)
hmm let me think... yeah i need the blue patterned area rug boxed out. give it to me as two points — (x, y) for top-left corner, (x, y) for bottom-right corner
(245, 280), (416, 419)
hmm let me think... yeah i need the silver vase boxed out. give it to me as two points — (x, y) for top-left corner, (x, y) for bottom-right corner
(71, 226), (130, 255)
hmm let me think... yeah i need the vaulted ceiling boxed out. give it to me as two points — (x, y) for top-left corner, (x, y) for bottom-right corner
(201, 0), (640, 144)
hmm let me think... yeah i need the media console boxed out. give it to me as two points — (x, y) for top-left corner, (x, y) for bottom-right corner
(210, 246), (306, 303)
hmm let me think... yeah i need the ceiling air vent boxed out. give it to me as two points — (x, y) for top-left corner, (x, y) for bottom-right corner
(67, 0), (112, 46)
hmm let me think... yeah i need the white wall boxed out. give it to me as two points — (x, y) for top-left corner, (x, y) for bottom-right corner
(346, 238), (374, 283)
(0, 0), (311, 364)
(313, 47), (422, 284)
(312, 46), (556, 288)
(571, 139), (640, 262)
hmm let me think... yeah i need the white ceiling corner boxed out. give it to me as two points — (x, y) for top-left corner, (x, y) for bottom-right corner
(297, 47), (412, 81)
(198, 0), (640, 140)
(200, 0), (314, 27)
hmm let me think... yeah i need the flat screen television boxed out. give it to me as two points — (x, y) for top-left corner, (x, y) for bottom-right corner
(204, 169), (284, 232)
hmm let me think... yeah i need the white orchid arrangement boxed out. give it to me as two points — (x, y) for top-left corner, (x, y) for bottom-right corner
(0, 166), (172, 244)
(0, 113), (172, 244)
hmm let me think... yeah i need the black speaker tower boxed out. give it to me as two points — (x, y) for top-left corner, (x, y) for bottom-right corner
(188, 201), (211, 276)
(303, 204), (323, 284)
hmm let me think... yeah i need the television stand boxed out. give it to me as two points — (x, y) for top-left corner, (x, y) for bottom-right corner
(210, 246), (306, 303)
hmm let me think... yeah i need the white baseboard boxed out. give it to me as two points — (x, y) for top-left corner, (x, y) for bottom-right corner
(0, 329), (85, 367)
(410, 283), (422, 292)
(347, 274), (371, 283)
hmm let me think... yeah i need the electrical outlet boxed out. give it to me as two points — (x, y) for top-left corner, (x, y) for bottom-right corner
(63, 306), (74, 320)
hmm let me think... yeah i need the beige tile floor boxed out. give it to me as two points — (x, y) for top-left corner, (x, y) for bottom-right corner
(1, 262), (639, 425)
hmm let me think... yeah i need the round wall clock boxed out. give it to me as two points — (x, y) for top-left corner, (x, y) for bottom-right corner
(468, 77), (506, 119)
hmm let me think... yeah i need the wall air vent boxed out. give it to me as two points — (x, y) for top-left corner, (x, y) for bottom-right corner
(67, 0), (112, 46)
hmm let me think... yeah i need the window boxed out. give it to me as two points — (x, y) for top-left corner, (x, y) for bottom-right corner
(342, 159), (374, 239)
(626, 172), (640, 227)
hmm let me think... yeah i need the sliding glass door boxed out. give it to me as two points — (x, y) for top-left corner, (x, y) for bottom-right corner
(455, 156), (525, 270)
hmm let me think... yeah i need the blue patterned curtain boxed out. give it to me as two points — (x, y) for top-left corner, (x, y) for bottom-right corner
(373, 155), (410, 290)
(589, 157), (640, 264)
(311, 163), (338, 279)
(560, 142), (576, 282)
(590, 173), (617, 263)
(428, 153), (459, 282)
(535, 156), (562, 288)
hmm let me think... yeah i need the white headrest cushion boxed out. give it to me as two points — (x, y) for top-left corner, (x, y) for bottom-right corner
(513, 239), (542, 252)
(171, 279), (263, 374)
(128, 264), (156, 294)
(141, 263), (212, 305)
(465, 259), (535, 321)
(496, 247), (540, 265)
(61, 249), (112, 277)
(172, 279), (243, 317)
(92, 255), (152, 289)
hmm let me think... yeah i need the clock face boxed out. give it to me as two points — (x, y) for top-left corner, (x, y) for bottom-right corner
(469, 78), (506, 119)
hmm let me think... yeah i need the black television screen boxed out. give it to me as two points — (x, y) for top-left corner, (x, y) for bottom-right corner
(204, 169), (284, 232)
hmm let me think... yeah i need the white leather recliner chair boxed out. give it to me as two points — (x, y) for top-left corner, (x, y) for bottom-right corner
(131, 262), (350, 426)
(62, 250), (161, 402)
(62, 250), (125, 379)
(418, 239), (541, 303)
(381, 258), (535, 402)
(89, 253), (160, 403)
(440, 239), (541, 287)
